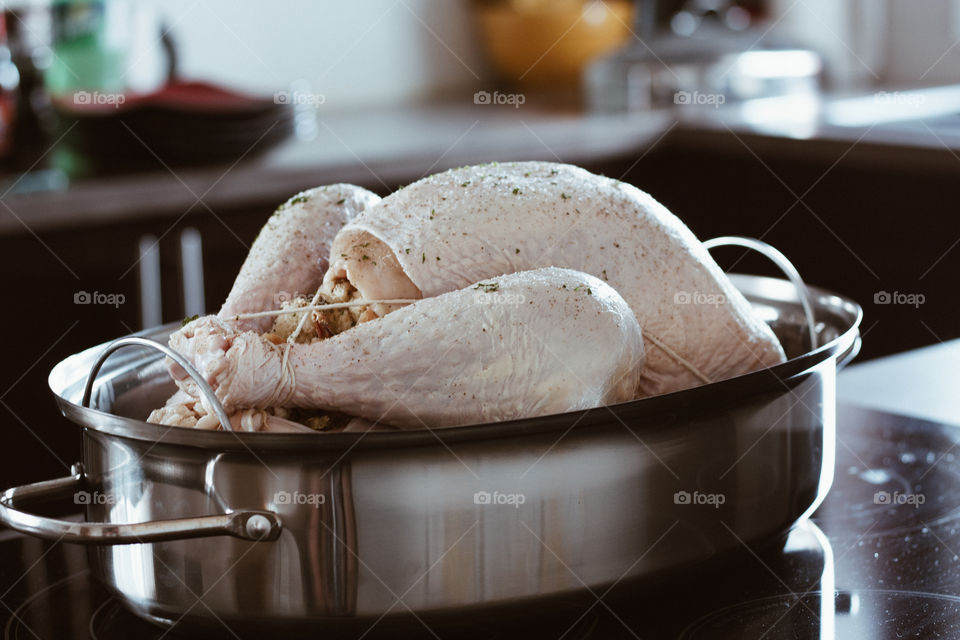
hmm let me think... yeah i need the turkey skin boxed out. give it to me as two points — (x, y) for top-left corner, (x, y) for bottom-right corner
(171, 268), (643, 428)
(219, 184), (380, 333)
(327, 161), (784, 396)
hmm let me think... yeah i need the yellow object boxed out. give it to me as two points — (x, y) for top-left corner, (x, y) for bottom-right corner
(474, 0), (635, 86)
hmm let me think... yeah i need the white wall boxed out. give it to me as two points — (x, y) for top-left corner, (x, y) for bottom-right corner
(766, 0), (887, 88)
(768, 0), (960, 88)
(883, 0), (960, 85)
(161, 0), (960, 105)
(158, 0), (488, 107)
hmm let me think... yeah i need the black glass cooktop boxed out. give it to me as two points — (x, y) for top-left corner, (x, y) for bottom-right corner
(2, 404), (960, 639)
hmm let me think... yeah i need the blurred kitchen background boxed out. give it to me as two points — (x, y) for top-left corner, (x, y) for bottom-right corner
(1, 0), (959, 486)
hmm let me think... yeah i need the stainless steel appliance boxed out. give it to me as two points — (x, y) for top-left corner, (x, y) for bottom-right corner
(586, 0), (822, 111)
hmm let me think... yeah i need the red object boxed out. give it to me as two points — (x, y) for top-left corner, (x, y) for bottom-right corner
(53, 80), (273, 115)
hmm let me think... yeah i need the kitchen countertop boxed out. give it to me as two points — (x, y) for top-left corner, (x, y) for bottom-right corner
(839, 338), (960, 427)
(668, 84), (960, 172)
(5, 83), (960, 237)
(0, 104), (673, 235)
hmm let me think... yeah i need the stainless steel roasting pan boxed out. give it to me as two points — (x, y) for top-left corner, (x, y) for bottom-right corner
(0, 273), (862, 637)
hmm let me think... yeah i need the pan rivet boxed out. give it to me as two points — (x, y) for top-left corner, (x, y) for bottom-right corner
(245, 514), (272, 539)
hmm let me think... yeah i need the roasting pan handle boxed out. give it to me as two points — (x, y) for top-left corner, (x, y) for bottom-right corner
(704, 236), (817, 351)
(0, 464), (281, 544)
(82, 336), (234, 432)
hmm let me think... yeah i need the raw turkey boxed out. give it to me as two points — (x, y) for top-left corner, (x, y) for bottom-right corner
(150, 184), (380, 432)
(219, 184), (379, 333)
(170, 268), (643, 429)
(323, 161), (784, 396)
(148, 390), (316, 432)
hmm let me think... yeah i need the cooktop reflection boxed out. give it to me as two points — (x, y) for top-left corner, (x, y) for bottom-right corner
(3, 404), (960, 639)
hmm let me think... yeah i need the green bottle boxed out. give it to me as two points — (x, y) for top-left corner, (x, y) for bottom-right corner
(46, 0), (126, 95)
